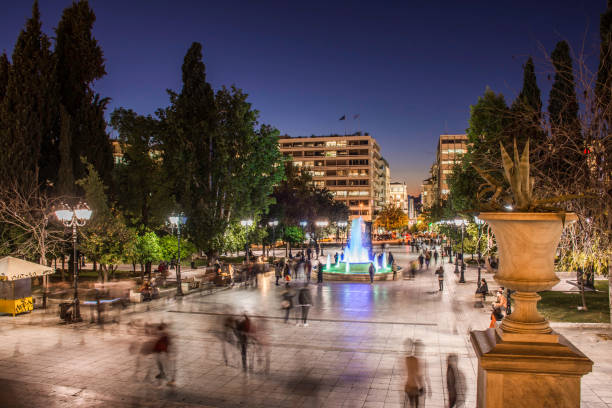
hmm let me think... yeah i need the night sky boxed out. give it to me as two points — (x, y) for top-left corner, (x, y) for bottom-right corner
(0, 1), (604, 194)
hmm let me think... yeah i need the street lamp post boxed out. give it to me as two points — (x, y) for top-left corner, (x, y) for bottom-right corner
(169, 214), (187, 296)
(241, 219), (253, 263)
(268, 220), (278, 261)
(337, 221), (348, 251)
(453, 218), (466, 283)
(55, 203), (92, 322)
(315, 220), (328, 257)
(300, 220), (308, 252)
(475, 217), (485, 290)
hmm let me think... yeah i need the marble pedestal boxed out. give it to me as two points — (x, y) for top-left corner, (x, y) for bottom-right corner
(470, 328), (593, 408)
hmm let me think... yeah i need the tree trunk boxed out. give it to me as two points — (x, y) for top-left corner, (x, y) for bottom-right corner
(146, 261), (152, 282)
(102, 265), (109, 284)
(608, 255), (612, 326)
(93, 261), (97, 272)
(140, 264), (144, 282)
(285, 242), (288, 258)
(61, 255), (65, 281)
(132, 262), (136, 273)
(97, 267), (102, 283)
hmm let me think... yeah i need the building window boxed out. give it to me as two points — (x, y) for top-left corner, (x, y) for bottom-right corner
(325, 151), (337, 157)
(326, 141), (336, 147)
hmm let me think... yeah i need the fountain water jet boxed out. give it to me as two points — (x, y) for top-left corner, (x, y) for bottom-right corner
(321, 217), (394, 280)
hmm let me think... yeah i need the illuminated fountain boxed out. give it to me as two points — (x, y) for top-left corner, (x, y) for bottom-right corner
(322, 217), (394, 281)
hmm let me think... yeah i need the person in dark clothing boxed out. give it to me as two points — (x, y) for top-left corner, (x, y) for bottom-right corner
(281, 288), (294, 323)
(316, 263), (323, 283)
(275, 262), (282, 286)
(334, 252), (339, 264)
(435, 266), (444, 291)
(306, 247), (312, 260)
(235, 314), (252, 371)
(305, 259), (312, 282)
(297, 283), (312, 326)
(388, 252), (394, 268)
(368, 262), (375, 284)
(477, 278), (489, 303)
(433, 250), (439, 264)
(446, 353), (465, 407)
(418, 254), (424, 269)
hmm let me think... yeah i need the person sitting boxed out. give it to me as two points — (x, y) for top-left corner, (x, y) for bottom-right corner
(489, 305), (504, 328)
(476, 278), (488, 302)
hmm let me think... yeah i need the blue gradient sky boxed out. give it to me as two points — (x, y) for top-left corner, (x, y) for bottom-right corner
(0, 1), (603, 194)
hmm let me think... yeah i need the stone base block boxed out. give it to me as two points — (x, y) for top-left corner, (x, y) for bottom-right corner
(470, 328), (593, 408)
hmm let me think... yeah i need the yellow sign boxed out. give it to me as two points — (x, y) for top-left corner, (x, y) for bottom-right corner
(0, 297), (33, 315)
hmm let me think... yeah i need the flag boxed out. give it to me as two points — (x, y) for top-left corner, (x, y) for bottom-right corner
(339, 115), (346, 120)
(353, 114), (360, 119)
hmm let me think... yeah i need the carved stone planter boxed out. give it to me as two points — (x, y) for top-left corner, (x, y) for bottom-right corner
(470, 212), (593, 408)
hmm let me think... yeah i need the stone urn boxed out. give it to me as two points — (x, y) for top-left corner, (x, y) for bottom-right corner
(471, 212), (593, 408)
(478, 211), (577, 334)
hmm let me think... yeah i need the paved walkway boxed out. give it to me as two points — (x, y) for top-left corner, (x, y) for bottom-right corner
(0, 245), (610, 407)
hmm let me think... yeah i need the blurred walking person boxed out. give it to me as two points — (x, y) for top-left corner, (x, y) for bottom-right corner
(369, 262), (375, 284)
(404, 342), (427, 407)
(305, 259), (312, 282)
(446, 353), (466, 407)
(152, 323), (175, 385)
(435, 266), (444, 291)
(275, 261), (282, 286)
(433, 250), (439, 265)
(235, 314), (252, 372)
(418, 254), (424, 270)
(297, 283), (312, 326)
(281, 286), (294, 323)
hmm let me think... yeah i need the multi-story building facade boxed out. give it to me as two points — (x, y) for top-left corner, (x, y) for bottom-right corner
(278, 133), (388, 221)
(407, 195), (416, 223)
(436, 134), (468, 200)
(420, 178), (435, 209)
(389, 182), (408, 214)
(420, 134), (468, 209)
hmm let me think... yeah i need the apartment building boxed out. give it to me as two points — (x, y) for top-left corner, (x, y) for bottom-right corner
(278, 133), (388, 221)
(436, 134), (468, 200)
(420, 134), (468, 209)
(389, 182), (408, 214)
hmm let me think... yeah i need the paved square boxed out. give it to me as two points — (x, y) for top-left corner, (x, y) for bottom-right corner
(0, 246), (610, 407)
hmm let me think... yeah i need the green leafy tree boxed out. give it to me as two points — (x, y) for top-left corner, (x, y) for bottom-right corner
(130, 232), (162, 281)
(374, 205), (408, 232)
(110, 108), (173, 231)
(159, 43), (283, 260)
(76, 162), (132, 282)
(159, 235), (196, 263)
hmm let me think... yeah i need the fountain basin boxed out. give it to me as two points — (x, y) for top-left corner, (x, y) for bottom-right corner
(322, 262), (394, 281)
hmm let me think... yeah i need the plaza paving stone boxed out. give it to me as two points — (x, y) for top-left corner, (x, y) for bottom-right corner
(0, 245), (610, 407)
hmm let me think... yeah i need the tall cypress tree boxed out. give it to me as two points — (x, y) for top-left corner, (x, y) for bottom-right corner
(510, 57), (544, 146)
(548, 41), (579, 129)
(0, 1), (57, 188)
(55, 0), (112, 190)
(596, 1), (612, 108)
(0, 53), (9, 101)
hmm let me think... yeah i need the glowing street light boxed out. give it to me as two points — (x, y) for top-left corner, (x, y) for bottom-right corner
(55, 202), (92, 322)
